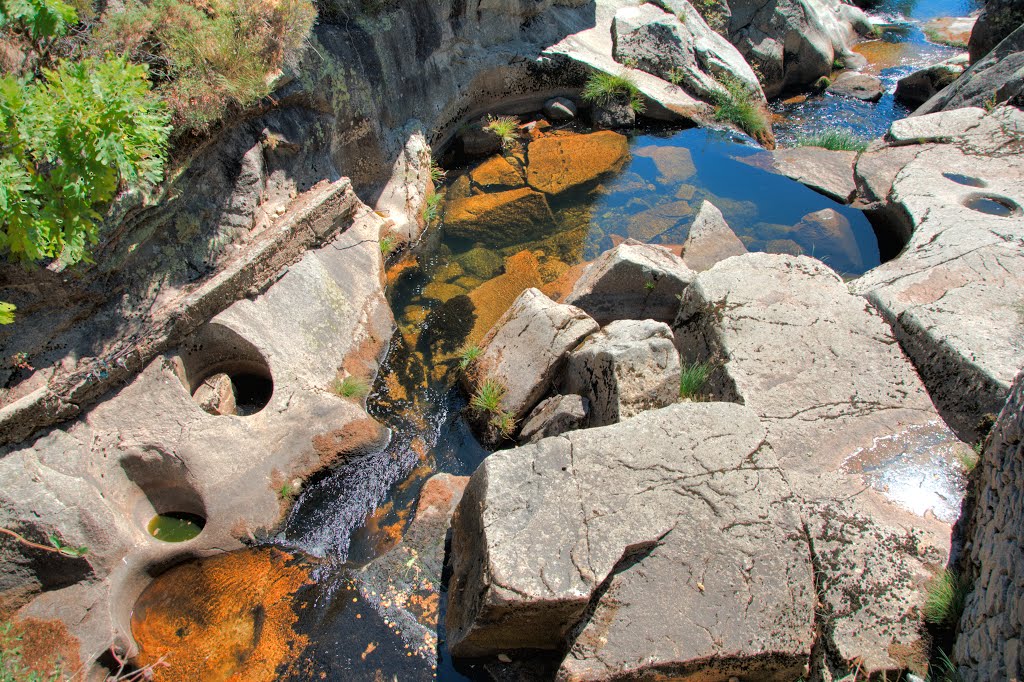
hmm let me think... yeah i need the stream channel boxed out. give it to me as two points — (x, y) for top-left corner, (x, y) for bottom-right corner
(127, 0), (978, 675)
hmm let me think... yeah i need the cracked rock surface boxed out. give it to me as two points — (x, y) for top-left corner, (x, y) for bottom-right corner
(446, 401), (815, 679)
(675, 252), (968, 676)
(851, 106), (1024, 442)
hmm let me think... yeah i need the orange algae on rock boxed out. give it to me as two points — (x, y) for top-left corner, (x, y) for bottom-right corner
(526, 131), (629, 195)
(131, 547), (313, 682)
(466, 250), (543, 344)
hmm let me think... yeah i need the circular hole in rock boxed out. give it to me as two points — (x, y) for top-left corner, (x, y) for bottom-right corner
(174, 323), (274, 416)
(942, 172), (987, 188)
(147, 512), (205, 542)
(963, 194), (1021, 218)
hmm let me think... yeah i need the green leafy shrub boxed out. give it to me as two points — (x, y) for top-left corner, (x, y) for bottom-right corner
(666, 67), (686, 86)
(582, 71), (646, 113)
(331, 375), (370, 400)
(0, 55), (171, 265)
(679, 360), (711, 399)
(794, 128), (868, 152)
(483, 115), (520, 150)
(923, 568), (970, 628)
(0, 302), (14, 325)
(0, 0), (77, 42)
(471, 377), (505, 414)
(711, 75), (770, 144)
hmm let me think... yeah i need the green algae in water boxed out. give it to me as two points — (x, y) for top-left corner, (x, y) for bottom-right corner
(148, 512), (206, 542)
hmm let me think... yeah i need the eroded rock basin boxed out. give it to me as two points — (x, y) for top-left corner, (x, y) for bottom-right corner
(130, 124), (949, 680)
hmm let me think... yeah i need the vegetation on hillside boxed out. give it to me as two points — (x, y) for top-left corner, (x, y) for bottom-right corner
(0, 0), (316, 291)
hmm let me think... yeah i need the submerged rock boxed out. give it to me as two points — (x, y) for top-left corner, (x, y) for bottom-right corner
(466, 251), (545, 345)
(566, 239), (695, 325)
(446, 401), (815, 677)
(517, 394), (590, 443)
(466, 288), (598, 443)
(444, 187), (555, 247)
(469, 155), (525, 190)
(564, 319), (681, 426)
(681, 200), (747, 271)
(792, 208), (863, 273)
(525, 131), (630, 195)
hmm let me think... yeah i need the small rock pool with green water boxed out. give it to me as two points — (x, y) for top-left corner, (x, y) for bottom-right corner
(132, 125), (884, 681)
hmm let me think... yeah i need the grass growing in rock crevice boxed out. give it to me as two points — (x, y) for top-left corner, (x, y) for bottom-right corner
(484, 115), (520, 150)
(582, 71), (646, 113)
(331, 375), (370, 400)
(471, 378), (505, 413)
(795, 128), (869, 152)
(679, 361), (712, 400)
(711, 76), (772, 147)
(923, 568), (971, 629)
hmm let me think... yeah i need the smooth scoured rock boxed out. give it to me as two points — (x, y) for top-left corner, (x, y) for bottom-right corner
(446, 402), (815, 678)
(563, 319), (681, 426)
(525, 131), (630, 195)
(517, 394), (590, 443)
(681, 200), (747, 271)
(895, 54), (968, 107)
(543, 96), (578, 121)
(742, 146), (858, 203)
(918, 22), (1024, 113)
(566, 239), (695, 325)
(852, 106), (1024, 442)
(467, 288), (598, 441)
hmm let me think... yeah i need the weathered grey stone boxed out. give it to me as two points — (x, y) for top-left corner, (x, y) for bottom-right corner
(742, 146), (858, 203)
(563, 319), (681, 427)
(792, 207), (863, 273)
(720, 0), (872, 97)
(467, 288), (599, 442)
(459, 119), (503, 156)
(895, 54), (968, 108)
(827, 71), (885, 102)
(612, 3), (764, 104)
(852, 106), (1024, 442)
(681, 200), (747, 271)
(192, 373), (236, 416)
(674, 253), (968, 677)
(544, 96), (578, 121)
(968, 0), (1024, 62)
(955, 369), (1024, 682)
(918, 23), (1024, 114)
(447, 402), (815, 680)
(566, 239), (695, 325)
(518, 394), (590, 444)
(590, 99), (636, 129)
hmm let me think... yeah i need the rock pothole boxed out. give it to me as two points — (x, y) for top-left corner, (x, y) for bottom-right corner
(961, 192), (1022, 217)
(173, 323), (274, 416)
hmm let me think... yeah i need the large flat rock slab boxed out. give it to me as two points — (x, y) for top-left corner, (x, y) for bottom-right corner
(851, 106), (1024, 442)
(741, 146), (858, 203)
(674, 252), (967, 676)
(446, 402), (815, 678)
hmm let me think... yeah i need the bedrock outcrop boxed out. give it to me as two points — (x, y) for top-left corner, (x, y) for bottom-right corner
(1, 201), (394, 671)
(954, 369), (1024, 681)
(447, 253), (967, 679)
(851, 106), (1024, 443)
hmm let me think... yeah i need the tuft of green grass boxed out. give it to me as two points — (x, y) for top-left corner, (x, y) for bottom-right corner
(423, 192), (443, 223)
(679, 361), (712, 400)
(582, 71), (646, 113)
(380, 234), (396, 256)
(429, 158), (447, 185)
(666, 67), (686, 87)
(458, 344), (483, 370)
(794, 128), (869, 152)
(471, 378), (506, 414)
(711, 76), (770, 143)
(484, 115), (521, 150)
(331, 375), (370, 400)
(644, 280), (657, 291)
(932, 649), (964, 682)
(278, 481), (298, 499)
(923, 568), (970, 628)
